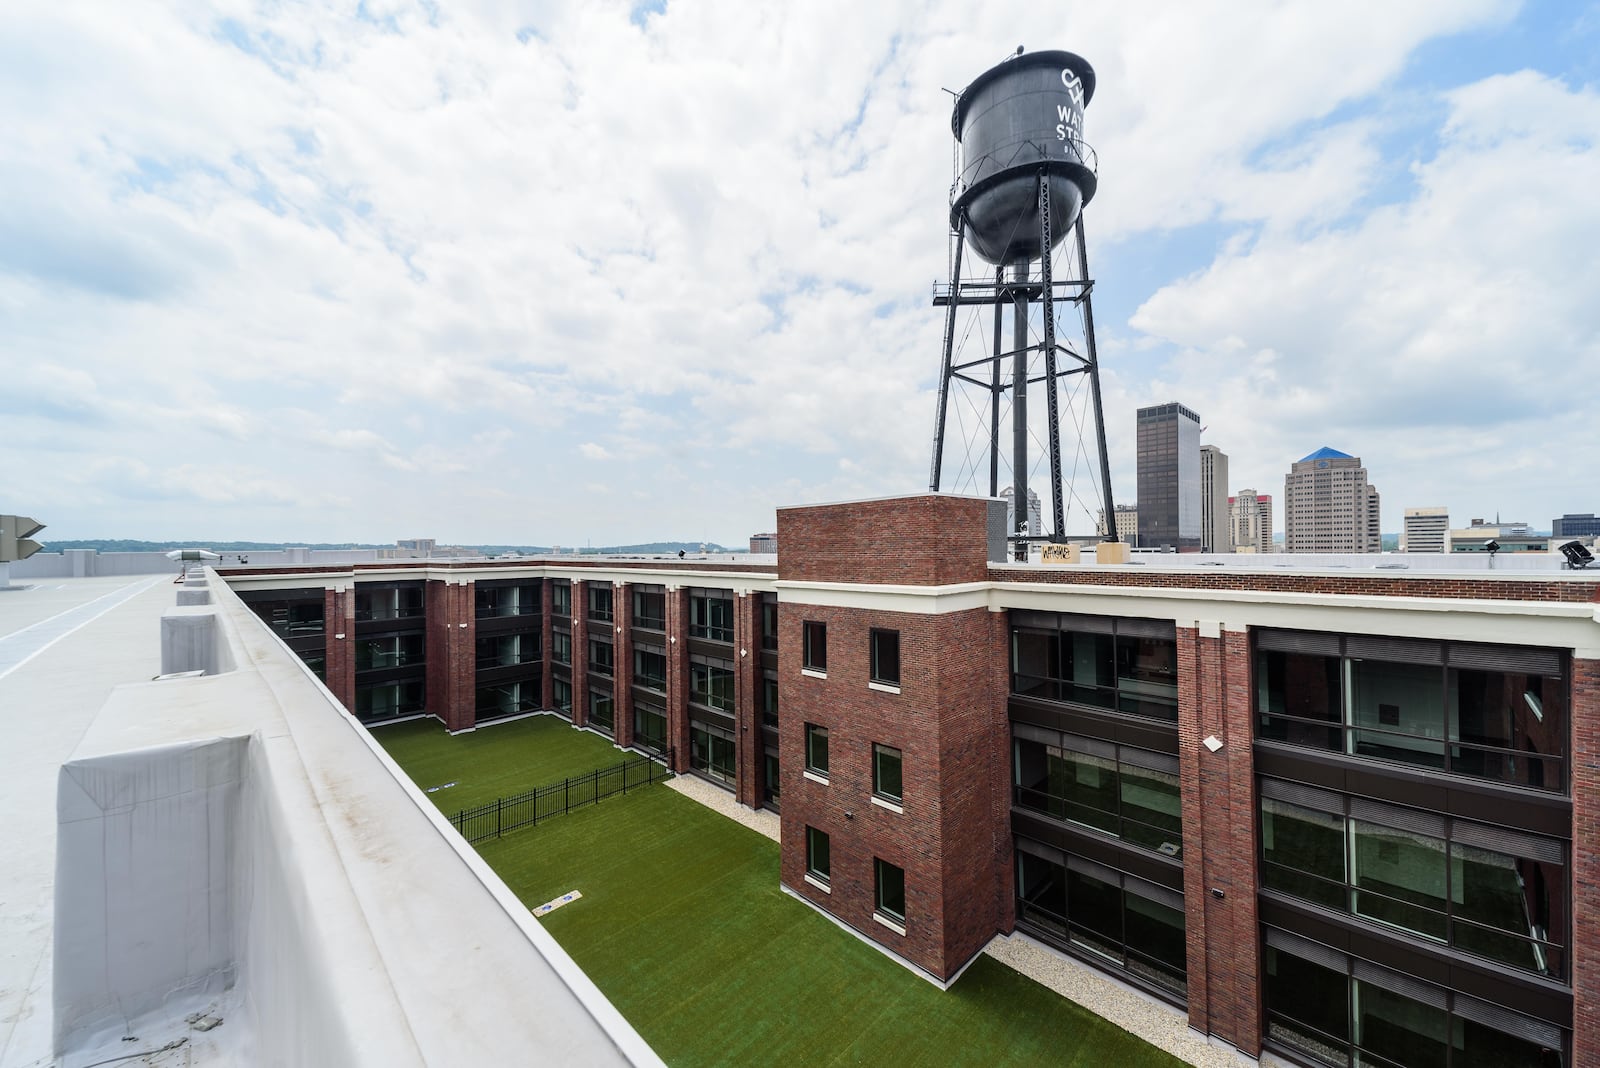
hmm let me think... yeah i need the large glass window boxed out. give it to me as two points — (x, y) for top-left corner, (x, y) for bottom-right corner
(1014, 845), (1186, 998)
(874, 859), (906, 924)
(689, 661), (734, 712)
(354, 680), (424, 722)
(870, 629), (900, 686)
(551, 629), (572, 666)
(587, 585), (613, 623)
(634, 700), (666, 753)
(690, 721), (735, 786)
(1255, 632), (1567, 792)
(550, 581), (571, 618)
(1010, 613), (1177, 721)
(805, 724), (829, 778)
(763, 750), (780, 809)
(552, 677), (572, 716)
(634, 647), (667, 691)
(1258, 782), (1566, 979)
(354, 586), (423, 622)
(355, 633), (425, 671)
(763, 675), (779, 727)
(477, 681), (537, 720)
(589, 638), (614, 676)
(633, 588), (666, 631)
(475, 584), (538, 617)
(689, 590), (733, 642)
(1013, 728), (1182, 858)
(803, 621), (827, 672)
(806, 826), (831, 885)
(761, 597), (779, 651)
(476, 633), (537, 668)
(589, 688), (614, 733)
(873, 744), (903, 804)
(1263, 929), (1567, 1068)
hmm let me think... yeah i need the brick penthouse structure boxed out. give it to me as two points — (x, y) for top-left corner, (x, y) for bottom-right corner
(223, 493), (1600, 1068)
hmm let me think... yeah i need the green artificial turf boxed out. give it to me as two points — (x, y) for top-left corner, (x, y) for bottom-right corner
(370, 714), (637, 814)
(477, 786), (1184, 1067)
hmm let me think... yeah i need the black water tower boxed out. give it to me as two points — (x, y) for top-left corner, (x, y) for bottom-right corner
(929, 48), (1117, 551)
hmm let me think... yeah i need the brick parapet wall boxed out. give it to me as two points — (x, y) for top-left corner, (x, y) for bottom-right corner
(322, 588), (356, 713)
(777, 496), (995, 586)
(666, 587), (690, 773)
(994, 567), (1600, 603)
(613, 582), (636, 750)
(778, 602), (1009, 980)
(1573, 657), (1600, 1068)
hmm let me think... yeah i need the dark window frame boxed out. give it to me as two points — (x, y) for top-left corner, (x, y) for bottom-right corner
(870, 628), (901, 687)
(872, 743), (903, 804)
(806, 826), (831, 885)
(874, 858), (906, 924)
(805, 723), (829, 778)
(803, 621), (828, 672)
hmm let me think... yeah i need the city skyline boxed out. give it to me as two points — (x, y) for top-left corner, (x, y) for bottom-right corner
(4, 3), (1598, 544)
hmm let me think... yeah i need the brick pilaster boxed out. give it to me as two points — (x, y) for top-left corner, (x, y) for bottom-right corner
(1573, 657), (1600, 1068)
(1179, 623), (1261, 1054)
(613, 583), (635, 749)
(323, 587), (356, 713)
(735, 591), (760, 808)
(425, 579), (476, 732)
(540, 577), (554, 711)
(571, 579), (589, 728)
(665, 586), (691, 772)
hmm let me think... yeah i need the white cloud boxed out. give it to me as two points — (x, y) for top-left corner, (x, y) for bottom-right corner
(0, 0), (1583, 542)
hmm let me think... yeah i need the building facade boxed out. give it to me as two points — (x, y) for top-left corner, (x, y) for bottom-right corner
(1001, 487), (1042, 538)
(1137, 403), (1202, 551)
(224, 492), (1600, 1068)
(1284, 447), (1382, 553)
(1553, 514), (1600, 539)
(1229, 490), (1274, 553)
(1401, 507), (1449, 553)
(1200, 444), (1232, 553)
(1096, 504), (1138, 546)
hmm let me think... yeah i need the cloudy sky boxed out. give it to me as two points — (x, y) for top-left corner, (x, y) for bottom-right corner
(4, 1), (1597, 546)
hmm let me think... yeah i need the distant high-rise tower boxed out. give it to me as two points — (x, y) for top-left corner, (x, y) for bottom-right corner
(1199, 444), (1231, 552)
(1400, 508), (1448, 553)
(1001, 487), (1042, 537)
(1136, 403), (1202, 551)
(1229, 490), (1273, 552)
(1284, 447), (1382, 552)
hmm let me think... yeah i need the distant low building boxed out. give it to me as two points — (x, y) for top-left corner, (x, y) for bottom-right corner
(749, 533), (778, 554)
(1449, 518), (1548, 553)
(1401, 507), (1449, 553)
(1553, 513), (1600, 538)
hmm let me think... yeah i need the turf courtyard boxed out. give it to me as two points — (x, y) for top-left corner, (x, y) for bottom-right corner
(372, 713), (633, 813)
(375, 717), (1183, 1067)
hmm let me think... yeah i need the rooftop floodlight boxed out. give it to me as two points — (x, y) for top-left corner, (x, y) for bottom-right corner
(1484, 539), (1501, 554)
(1558, 540), (1595, 569)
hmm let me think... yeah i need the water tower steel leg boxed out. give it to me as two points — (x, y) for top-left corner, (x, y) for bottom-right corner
(1011, 262), (1029, 560)
(1077, 218), (1119, 543)
(989, 266), (1003, 499)
(928, 215), (968, 492)
(1038, 174), (1064, 542)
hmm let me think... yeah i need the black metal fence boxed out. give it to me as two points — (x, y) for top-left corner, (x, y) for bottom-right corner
(449, 749), (674, 844)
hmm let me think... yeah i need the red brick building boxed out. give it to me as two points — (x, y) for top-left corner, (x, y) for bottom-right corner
(225, 493), (1600, 1068)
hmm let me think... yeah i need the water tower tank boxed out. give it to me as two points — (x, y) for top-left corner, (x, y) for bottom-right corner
(951, 50), (1098, 266)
